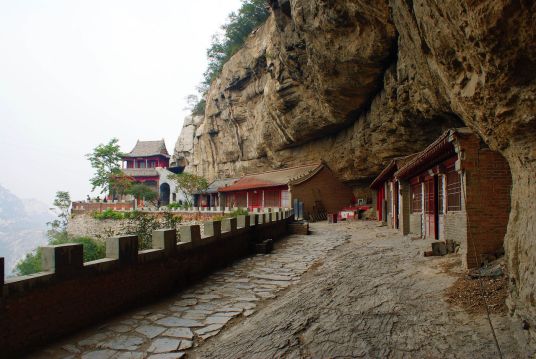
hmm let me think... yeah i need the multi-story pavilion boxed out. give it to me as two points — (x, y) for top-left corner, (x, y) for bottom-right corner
(122, 139), (171, 190)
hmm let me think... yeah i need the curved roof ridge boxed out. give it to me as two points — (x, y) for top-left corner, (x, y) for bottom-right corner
(124, 139), (170, 158)
(242, 162), (320, 178)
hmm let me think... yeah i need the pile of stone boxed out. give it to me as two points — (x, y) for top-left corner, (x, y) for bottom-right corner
(424, 240), (459, 257)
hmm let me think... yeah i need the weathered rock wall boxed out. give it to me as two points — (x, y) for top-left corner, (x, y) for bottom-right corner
(172, 0), (536, 329)
(67, 214), (208, 240)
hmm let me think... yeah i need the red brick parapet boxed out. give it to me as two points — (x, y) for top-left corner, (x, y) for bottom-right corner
(0, 210), (294, 357)
(72, 201), (135, 214)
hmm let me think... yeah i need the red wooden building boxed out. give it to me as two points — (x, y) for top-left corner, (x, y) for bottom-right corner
(370, 155), (417, 228)
(217, 165), (309, 209)
(371, 128), (512, 268)
(217, 163), (354, 217)
(121, 140), (170, 190)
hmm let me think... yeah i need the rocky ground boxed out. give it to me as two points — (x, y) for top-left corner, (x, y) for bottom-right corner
(33, 221), (535, 359)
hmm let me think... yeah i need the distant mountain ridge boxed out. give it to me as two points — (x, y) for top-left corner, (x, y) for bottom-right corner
(0, 185), (53, 275)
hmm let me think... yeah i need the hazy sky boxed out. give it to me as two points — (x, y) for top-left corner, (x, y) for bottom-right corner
(0, 0), (242, 205)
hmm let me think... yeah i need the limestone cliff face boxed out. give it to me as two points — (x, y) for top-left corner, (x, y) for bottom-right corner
(173, 0), (536, 328)
(172, 115), (202, 168)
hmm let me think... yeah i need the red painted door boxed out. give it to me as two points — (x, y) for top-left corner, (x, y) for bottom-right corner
(424, 176), (437, 239)
(249, 191), (262, 210)
(393, 182), (399, 229)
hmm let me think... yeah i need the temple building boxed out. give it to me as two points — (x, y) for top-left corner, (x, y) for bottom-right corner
(216, 163), (354, 218)
(369, 154), (417, 229)
(371, 128), (512, 268)
(121, 140), (184, 206)
(194, 178), (239, 209)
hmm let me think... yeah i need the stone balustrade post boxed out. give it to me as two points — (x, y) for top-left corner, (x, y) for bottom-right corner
(106, 235), (138, 264)
(256, 213), (264, 224)
(41, 243), (84, 275)
(268, 212), (274, 222)
(237, 215), (250, 228)
(180, 225), (201, 243)
(222, 217), (238, 233)
(249, 214), (258, 226)
(204, 221), (222, 238)
(152, 229), (177, 256)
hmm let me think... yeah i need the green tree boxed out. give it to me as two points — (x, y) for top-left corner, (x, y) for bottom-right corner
(122, 211), (160, 250)
(15, 191), (106, 276)
(15, 249), (42, 276)
(169, 173), (209, 207)
(47, 191), (71, 236)
(15, 236), (106, 276)
(110, 173), (133, 200)
(87, 138), (124, 195)
(192, 0), (270, 112)
(127, 183), (158, 206)
(50, 235), (105, 263)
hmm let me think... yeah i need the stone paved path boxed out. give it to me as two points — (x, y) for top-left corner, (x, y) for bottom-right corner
(193, 222), (536, 359)
(33, 221), (536, 358)
(35, 228), (348, 359)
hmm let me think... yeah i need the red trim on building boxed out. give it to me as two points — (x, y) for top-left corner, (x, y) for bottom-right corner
(376, 186), (385, 221)
(395, 130), (458, 180)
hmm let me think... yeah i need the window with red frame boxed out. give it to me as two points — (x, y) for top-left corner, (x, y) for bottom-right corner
(446, 170), (462, 211)
(411, 183), (422, 213)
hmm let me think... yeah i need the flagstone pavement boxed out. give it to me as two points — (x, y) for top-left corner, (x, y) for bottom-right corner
(34, 225), (348, 359)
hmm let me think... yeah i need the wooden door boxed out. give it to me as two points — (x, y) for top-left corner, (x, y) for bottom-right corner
(393, 182), (399, 229)
(249, 191), (262, 210)
(424, 176), (438, 239)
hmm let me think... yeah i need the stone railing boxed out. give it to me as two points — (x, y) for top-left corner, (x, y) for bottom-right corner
(72, 200), (136, 213)
(0, 210), (294, 357)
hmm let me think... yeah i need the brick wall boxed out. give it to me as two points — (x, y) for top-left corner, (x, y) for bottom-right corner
(0, 212), (293, 357)
(460, 138), (512, 268)
(72, 201), (135, 214)
(291, 167), (354, 218)
(443, 210), (468, 264)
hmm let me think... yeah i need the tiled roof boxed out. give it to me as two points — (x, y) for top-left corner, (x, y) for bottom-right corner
(122, 168), (159, 177)
(206, 178), (239, 194)
(218, 164), (321, 192)
(194, 178), (240, 195)
(369, 154), (419, 189)
(395, 128), (472, 180)
(124, 140), (170, 158)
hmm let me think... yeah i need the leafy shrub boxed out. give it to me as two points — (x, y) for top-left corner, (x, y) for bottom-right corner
(213, 208), (249, 222)
(15, 250), (42, 276)
(15, 234), (106, 276)
(121, 212), (160, 250)
(229, 208), (249, 217)
(167, 202), (182, 210)
(192, 98), (206, 116)
(92, 209), (125, 220)
(162, 212), (183, 229)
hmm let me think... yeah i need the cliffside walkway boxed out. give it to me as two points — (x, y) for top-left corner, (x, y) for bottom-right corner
(35, 222), (532, 358)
